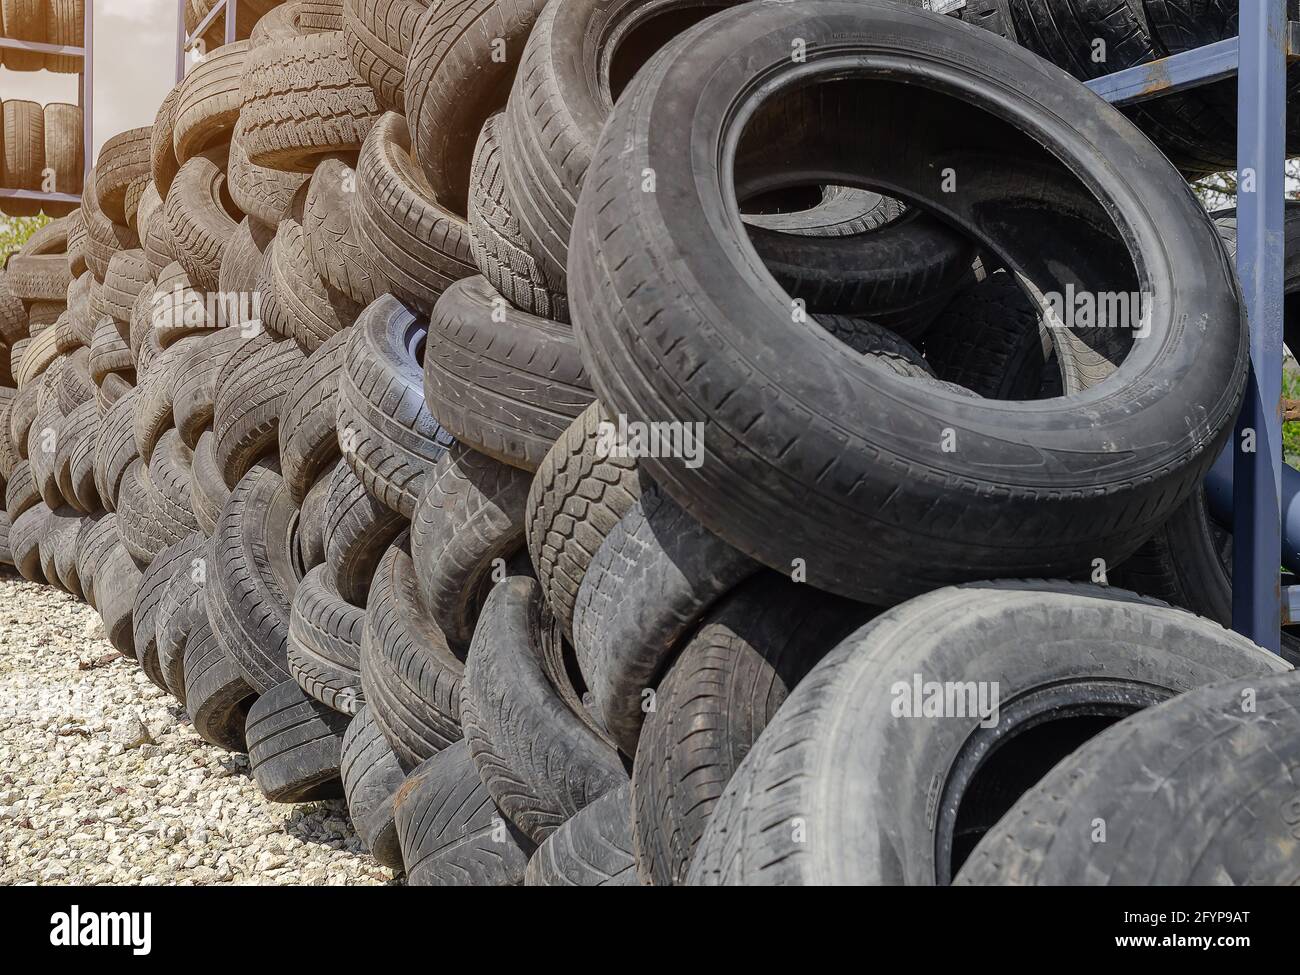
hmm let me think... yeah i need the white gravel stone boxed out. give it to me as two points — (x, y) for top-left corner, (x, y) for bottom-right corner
(0, 569), (400, 886)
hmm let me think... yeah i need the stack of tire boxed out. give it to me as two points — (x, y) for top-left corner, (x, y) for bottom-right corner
(0, 1), (86, 215)
(0, 0), (1296, 887)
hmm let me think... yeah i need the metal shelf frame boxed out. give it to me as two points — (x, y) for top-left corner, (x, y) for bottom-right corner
(175, 0), (239, 83)
(1080, 2), (1291, 654)
(0, 1), (94, 206)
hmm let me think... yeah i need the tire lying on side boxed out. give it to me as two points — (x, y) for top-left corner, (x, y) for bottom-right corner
(686, 581), (1291, 887)
(426, 275), (592, 471)
(288, 563), (366, 715)
(394, 738), (534, 886)
(205, 464), (301, 693)
(361, 540), (464, 770)
(337, 294), (454, 518)
(573, 481), (759, 757)
(340, 704), (406, 869)
(632, 573), (875, 885)
(410, 443), (531, 655)
(568, 1), (1249, 607)
(462, 576), (628, 844)
(183, 618), (258, 752)
(956, 669), (1300, 885)
(247, 680), (350, 802)
(524, 782), (637, 887)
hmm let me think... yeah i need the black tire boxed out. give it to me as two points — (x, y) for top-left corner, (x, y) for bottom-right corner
(394, 738), (534, 886)
(227, 120), (307, 227)
(55, 397), (97, 513)
(94, 128), (152, 226)
(568, 1), (1247, 607)
(288, 563), (365, 715)
(133, 533), (203, 690)
(205, 465), (301, 693)
(212, 335), (306, 489)
(9, 500), (47, 581)
(467, 113), (567, 322)
(343, 0), (426, 113)
(43, 504), (85, 597)
(340, 704), (406, 868)
(573, 481), (759, 756)
(172, 40), (248, 165)
(219, 216), (276, 298)
(524, 783), (637, 887)
(74, 510), (115, 611)
(686, 581), (1290, 886)
(524, 402), (642, 640)
(279, 327), (348, 505)
(89, 316), (134, 386)
(238, 31), (380, 173)
(337, 294), (455, 517)
(302, 156), (382, 306)
(154, 532), (208, 702)
(189, 429), (230, 536)
(259, 189), (363, 353)
(171, 326), (251, 449)
(425, 275), (592, 471)
(354, 112), (474, 314)
(361, 540), (464, 770)
(410, 443), (530, 654)
(323, 461), (406, 605)
(631, 573), (873, 885)
(97, 541), (144, 657)
(297, 462), (334, 571)
(247, 679), (350, 802)
(183, 618), (258, 752)
(117, 455), (196, 568)
(94, 385), (139, 510)
(955, 670), (1300, 886)
(404, 0), (547, 216)
(462, 576), (627, 843)
(134, 334), (203, 464)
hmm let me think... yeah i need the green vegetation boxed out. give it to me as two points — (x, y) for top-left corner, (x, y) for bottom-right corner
(1, 214), (53, 265)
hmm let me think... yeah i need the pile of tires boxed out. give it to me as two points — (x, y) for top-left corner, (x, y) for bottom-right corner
(0, 0), (1294, 886)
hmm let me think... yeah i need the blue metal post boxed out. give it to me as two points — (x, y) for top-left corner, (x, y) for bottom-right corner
(1231, 0), (1288, 653)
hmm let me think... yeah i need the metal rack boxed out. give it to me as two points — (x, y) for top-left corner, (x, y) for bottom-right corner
(1078, 2), (1290, 654)
(176, 0), (240, 83)
(0, 1), (93, 208)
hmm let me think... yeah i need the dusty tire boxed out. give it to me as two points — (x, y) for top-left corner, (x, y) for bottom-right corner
(340, 704), (406, 868)
(569, 2), (1247, 607)
(1, 100), (44, 188)
(410, 443), (530, 653)
(302, 156), (381, 306)
(361, 540), (463, 769)
(212, 335), (305, 489)
(10, 501), (48, 581)
(238, 31), (380, 172)
(43, 102), (83, 196)
(206, 464), (300, 693)
(154, 532), (208, 701)
(395, 738), (534, 886)
(426, 276), (591, 471)
(1, 0), (46, 71)
(171, 326), (250, 449)
(354, 112), (474, 314)
(97, 542), (144, 657)
(686, 581), (1290, 886)
(131, 532), (201, 688)
(956, 670), (1300, 886)
(94, 385), (140, 510)
(525, 401), (641, 640)
(278, 327), (347, 504)
(183, 618), (258, 752)
(288, 563), (365, 715)
(172, 40), (249, 165)
(150, 84), (183, 199)
(574, 481), (758, 756)
(95, 128), (152, 226)
(189, 429), (230, 536)
(631, 573), (872, 885)
(404, 0), (547, 215)
(227, 119), (307, 227)
(163, 147), (241, 294)
(219, 216), (276, 298)
(247, 680), (349, 802)
(343, 0), (426, 113)
(337, 294), (454, 517)
(462, 575), (627, 843)
(323, 461), (406, 605)
(524, 782), (637, 887)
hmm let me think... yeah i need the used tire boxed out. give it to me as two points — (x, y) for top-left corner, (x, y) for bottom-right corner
(410, 443), (530, 654)
(288, 563), (366, 715)
(956, 670), (1300, 886)
(95, 127), (152, 225)
(247, 680), (350, 802)
(323, 461), (406, 605)
(343, 0), (426, 113)
(205, 464), (301, 693)
(425, 275), (592, 471)
(278, 327), (348, 504)
(394, 738), (533, 885)
(686, 581), (1290, 886)
(462, 575), (627, 843)
(163, 146), (241, 293)
(212, 335), (305, 489)
(524, 782), (636, 887)
(568, 1), (1248, 607)
(340, 704), (406, 868)
(172, 40), (249, 165)
(184, 617), (259, 752)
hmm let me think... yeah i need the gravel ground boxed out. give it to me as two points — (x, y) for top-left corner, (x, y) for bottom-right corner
(0, 567), (399, 885)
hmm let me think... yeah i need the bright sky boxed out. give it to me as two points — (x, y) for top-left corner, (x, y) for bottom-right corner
(0, 0), (179, 162)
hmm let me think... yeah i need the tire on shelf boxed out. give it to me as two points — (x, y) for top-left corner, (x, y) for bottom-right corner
(1, 0), (47, 71)
(43, 103), (84, 198)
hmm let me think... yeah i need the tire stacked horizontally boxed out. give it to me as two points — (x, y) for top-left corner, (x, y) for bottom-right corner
(0, 0), (1294, 887)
